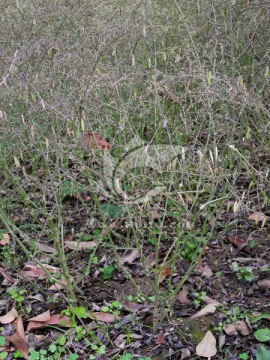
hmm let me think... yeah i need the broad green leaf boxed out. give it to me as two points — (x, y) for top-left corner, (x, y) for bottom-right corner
(100, 204), (123, 219)
(254, 328), (270, 342)
(60, 180), (86, 197)
(256, 345), (270, 360)
(251, 314), (270, 323)
(103, 265), (115, 280)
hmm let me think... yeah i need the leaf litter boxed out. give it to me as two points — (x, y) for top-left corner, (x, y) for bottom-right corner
(1, 132), (270, 359)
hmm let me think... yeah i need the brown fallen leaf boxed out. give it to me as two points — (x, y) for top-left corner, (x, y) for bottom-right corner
(113, 334), (126, 348)
(114, 333), (143, 347)
(27, 314), (70, 332)
(48, 279), (67, 291)
(249, 212), (268, 226)
(0, 233), (10, 245)
(178, 287), (189, 304)
(122, 301), (140, 312)
(224, 323), (237, 335)
(6, 316), (29, 359)
(23, 240), (55, 253)
(29, 310), (51, 322)
(64, 240), (98, 251)
(23, 263), (61, 280)
(0, 267), (17, 283)
(180, 348), (191, 359)
(0, 307), (18, 324)
(227, 234), (251, 254)
(158, 264), (171, 283)
(235, 320), (250, 336)
(81, 131), (112, 150)
(88, 312), (119, 323)
(196, 330), (217, 358)
(257, 279), (270, 289)
(190, 304), (216, 320)
(203, 296), (224, 307)
(198, 264), (213, 278)
(120, 249), (140, 264)
(156, 331), (166, 344)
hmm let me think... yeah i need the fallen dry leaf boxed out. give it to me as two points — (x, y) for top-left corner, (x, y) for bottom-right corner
(198, 264), (213, 278)
(156, 331), (166, 344)
(180, 348), (191, 359)
(227, 234), (251, 254)
(48, 280), (67, 291)
(113, 334), (126, 348)
(178, 287), (189, 304)
(249, 211), (268, 226)
(113, 333), (143, 347)
(0, 233), (10, 245)
(29, 310), (51, 322)
(23, 263), (61, 280)
(257, 279), (270, 289)
(122, 301), (140, 312)
(0, 267), (17, 283)
(0, 307), (18, 324)
(81, 131), (112, 150)
(145, 252), (156, 268)
(23, 240), (55, 253)
(64, 240), (98, 251)
(196, 330), (217, 358)
(6, 316), (29, 359)
(158, 264), (171, 283)
(27, 314), (70, 332)
(120, 249), (140, 264)
(235, 320), (250, 336)
(88, 312), (119, 323)
(219, 334), (226, 350)
(224, 323), (237, 335)
(190, 304), (216, 320)
(203, 296), (224, 307)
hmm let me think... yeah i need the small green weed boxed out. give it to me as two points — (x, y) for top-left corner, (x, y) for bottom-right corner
(8, 288), (26, 304)
(231, 262), (254, 282)
(193, 291), (207, 306)
(238, 352), (249, 360)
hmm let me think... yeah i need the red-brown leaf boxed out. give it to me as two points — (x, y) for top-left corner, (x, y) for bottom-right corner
(178, 287), (189, 304)
(227, 234), (251, 254)
(27, 314), (70, 332)
(81, 131), (112, 150)
(156, 331), (166, 344)
(158, 265), (171, 283)
(88, 312), (119, 323)
(6, 316), (29, 359)
(0, 307), (18, 325)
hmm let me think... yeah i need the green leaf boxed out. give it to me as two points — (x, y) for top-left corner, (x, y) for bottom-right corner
(103, 265), (115, 280)
(69, 354), (79, 360)
(56, 335), (66, 346)
(251, 314), (270, 323)
(120, 354), (133, 360)
(0, 352), (8, 359)
(14, 350), (24, 358)
(73, 306), (88, 319)
(49, 344), (57, 353)
(0, 336), (5, 346)
(254, 328), (270, 342)
(28, 348), (40, 360)
(97, 345), (106, 355)
(100, 204), (123, 219)
(244, 272), (254, 281)
(60, 180), (86, 197)
(256, 345), (270, 360)
(239, 353), (248, 360)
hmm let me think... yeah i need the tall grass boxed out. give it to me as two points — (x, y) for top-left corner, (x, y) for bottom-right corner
(0, 0), (269, 335)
